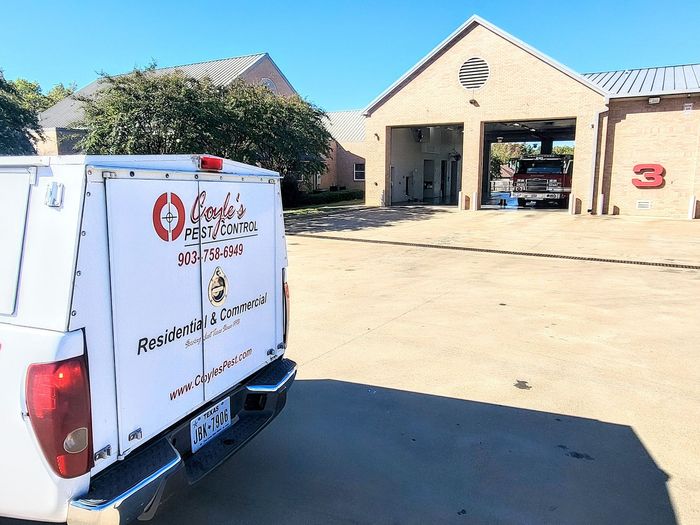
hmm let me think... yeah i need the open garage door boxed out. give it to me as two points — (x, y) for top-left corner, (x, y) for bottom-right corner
(481, 118), (576, 210)
(389, 125), (463, 205)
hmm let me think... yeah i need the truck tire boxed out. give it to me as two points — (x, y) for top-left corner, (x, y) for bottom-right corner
(517, 198), (526, 208)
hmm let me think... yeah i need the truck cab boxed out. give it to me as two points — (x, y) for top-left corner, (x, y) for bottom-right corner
(510, 154), (573, 208)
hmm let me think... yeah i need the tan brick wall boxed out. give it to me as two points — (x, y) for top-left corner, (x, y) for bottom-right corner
(239, 56), (296, 96)
(34, 128), (58, 155)
(321, 140), (339, 188)
(321, 139), (366, 191)
(35, 128), (88, 155)
(363, 23), (607, 211)
(335, 140), (366, 190)
(602, 96), (700, 218)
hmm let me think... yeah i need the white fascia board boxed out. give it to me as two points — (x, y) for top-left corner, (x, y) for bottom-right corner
(608, 88), (700, 99)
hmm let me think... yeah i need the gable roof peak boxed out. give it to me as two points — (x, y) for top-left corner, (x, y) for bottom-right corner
(363, 15), (606, 115)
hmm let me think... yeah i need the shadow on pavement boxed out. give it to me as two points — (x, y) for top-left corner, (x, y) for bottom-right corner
(149, 380), (676, 525)
(285, 206), (450, 234)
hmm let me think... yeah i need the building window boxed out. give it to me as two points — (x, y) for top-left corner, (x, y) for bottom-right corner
(261, 78), (278, 94)
(354, 163), (366, 181)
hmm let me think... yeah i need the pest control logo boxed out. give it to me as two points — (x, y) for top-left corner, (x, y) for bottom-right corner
(208, 267), (229, 306)
(152, 192), (185, 241)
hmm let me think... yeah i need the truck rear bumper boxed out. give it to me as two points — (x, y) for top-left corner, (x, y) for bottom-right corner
(67, 357), (296, 525)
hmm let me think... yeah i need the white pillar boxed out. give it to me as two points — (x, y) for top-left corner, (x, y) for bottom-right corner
(597, 193), (605, 215)
(689, 195), (697, 220)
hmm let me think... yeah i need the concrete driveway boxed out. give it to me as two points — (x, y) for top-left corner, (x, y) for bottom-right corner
(6, 208), (695, 525)
(145, 207), (700, 524)
(284, 205), (700, 267)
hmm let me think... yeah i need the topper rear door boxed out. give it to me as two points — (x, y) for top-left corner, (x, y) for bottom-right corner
(197, 180), (278, 401)
(106, 177), (205, 455)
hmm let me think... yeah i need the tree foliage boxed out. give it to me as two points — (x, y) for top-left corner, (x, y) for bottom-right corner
(10, 78), (76, 113)
(488, 142), (575, 179)
(78, 68), (332, 181)
(489, 142), (539, 179)
(0, 73), (42, 154)
(553, 144), (574, 155)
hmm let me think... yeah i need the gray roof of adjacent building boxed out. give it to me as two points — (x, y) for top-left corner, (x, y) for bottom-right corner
(583, 63), (700, 97)
(324, 110), (366, 142)
(39, 53), (270, 128)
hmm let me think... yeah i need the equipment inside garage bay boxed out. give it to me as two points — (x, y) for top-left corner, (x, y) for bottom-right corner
(511, 154), (573, 208)
(481, 118), (576, 210)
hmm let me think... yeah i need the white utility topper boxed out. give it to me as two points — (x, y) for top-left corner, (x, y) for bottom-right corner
(0, 155), (295, 524)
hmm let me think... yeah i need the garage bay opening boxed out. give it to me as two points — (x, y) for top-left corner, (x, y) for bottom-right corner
(389, 125), (463, 205)
(481, 118), (576, 210)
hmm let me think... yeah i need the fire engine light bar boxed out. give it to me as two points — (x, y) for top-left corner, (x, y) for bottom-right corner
(199, 156), (224, 171)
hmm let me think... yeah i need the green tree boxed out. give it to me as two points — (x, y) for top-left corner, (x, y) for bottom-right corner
(217, 80), (331, 181)
(10, 78), (76, 113)
(10, 78), (45, 113)
(489, 142), (539, 179)
(79, 68), (225, 154)
(45, 83), (76, 107)
(553, 144), (574, 155)
(78, 68), (331, 184)
(0, 73), (42, 154)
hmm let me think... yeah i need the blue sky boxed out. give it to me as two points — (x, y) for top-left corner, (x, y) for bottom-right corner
(2, 1), (699, 111)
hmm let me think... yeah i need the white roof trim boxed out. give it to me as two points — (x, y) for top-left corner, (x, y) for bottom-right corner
(258, 53), (297, 95)
(608, 87), (700, 99)
(362, 15), (607, 115)
(235, 53), (266, 77)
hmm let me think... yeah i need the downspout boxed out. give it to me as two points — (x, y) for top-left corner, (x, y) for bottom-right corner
(690, 109), (700, 219)
(588, 97), (610, 214)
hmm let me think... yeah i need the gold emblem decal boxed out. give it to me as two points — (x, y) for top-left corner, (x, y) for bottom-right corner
(208, 267), (228, 307)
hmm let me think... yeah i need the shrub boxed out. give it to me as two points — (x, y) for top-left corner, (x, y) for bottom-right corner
(281, 173), (302, 208)
(290, 189), (364, 208)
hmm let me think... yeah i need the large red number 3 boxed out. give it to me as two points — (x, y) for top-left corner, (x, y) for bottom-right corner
(632, 164), (665, 188)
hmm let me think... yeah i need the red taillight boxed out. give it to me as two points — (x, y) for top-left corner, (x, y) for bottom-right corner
(26, 356), (93, 478)
(283, 271), (290, 347)
(199, 155), (224, 171)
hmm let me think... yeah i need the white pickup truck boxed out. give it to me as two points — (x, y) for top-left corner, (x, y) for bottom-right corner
(0, 155), (295, 523)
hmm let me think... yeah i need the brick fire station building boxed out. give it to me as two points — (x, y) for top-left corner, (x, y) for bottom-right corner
(329, 15), (700, 219)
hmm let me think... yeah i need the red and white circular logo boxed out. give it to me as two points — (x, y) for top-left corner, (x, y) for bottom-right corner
(152, 192), (185, 242)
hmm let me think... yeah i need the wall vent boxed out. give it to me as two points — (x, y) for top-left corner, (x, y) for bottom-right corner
(459, 58), (490, 90)
(261, 78), (278, 94)
(636, 200), (652, 210)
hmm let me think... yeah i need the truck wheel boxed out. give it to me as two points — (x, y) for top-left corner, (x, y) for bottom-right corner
(517, 198), (526, 208)
(560, 196), (570, 209)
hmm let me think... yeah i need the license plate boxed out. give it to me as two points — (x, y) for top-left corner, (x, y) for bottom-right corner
(190, 397), (232, 453)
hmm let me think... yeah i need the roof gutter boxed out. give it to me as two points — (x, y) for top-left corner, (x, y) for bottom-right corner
(607, 89), (700, 100)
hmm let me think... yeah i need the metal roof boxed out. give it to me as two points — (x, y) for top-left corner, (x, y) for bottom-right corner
(583, 64), (700, 97)
(324, 110), (365, 142)
(39, 54), (268, 128)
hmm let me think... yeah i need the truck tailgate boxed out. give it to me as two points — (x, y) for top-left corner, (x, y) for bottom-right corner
(105, 173), (278, 455)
